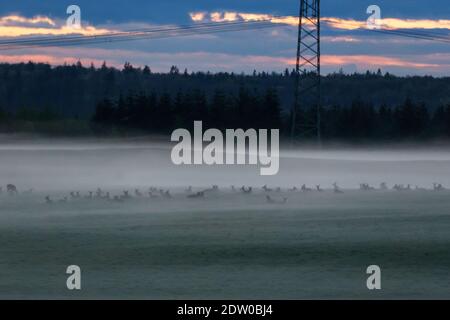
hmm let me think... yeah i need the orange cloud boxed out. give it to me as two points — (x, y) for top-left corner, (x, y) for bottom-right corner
(189, 12), (207, 22)
(1, 47), (448, 74)
(198, 11), (298, 26)
(321, 55), (440, 68)
(0, 15), (56, 26)
(236, 54), (442, 69)
(0, 26), (113, 37)
(322, 17), (365, 30)
(0, 14), (115, 37)
(271, 54), (441, 69)
(0, 25), (114, 37)
(380, 18), (450, 30)
(189, 11), (450, 31)
(324, 17), (450, 30)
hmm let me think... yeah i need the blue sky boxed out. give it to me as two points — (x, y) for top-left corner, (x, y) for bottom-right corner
(0, 1), (449, 75)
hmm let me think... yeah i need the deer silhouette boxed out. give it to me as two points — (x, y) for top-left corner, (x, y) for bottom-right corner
(7, 184), (18, 195)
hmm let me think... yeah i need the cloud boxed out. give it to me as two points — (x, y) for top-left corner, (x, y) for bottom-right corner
(321, 55), (441, 68)
(380, 18), (450, 30)
(0, 15), (56, 26)
(0, 12), (448, 76)
(189, 12), (207, 22)
(322, 36), (361, 43)
(194, 11), (298, 26)
(324, 17), (450, 30)
(0, 14), (115, 37)
(4, 46), (448, 76)
(238, 54), (444, 70)
(189, 11), (450, 31)
(0, 25), (114, 37)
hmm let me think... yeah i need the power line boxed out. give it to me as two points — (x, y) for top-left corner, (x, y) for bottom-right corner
(0, 24), (277, 50)
(365, 27), (450, 44)
(0, 22), (277, 49)
(1, 15), (449, 51)
(0, 17), (291, 50)
(0, 19), (276, 45)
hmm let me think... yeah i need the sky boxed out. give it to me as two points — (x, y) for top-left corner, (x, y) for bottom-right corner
(0, 0), (449, 76)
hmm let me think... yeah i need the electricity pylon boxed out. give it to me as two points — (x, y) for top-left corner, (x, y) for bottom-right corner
(291, 0), (321, 145)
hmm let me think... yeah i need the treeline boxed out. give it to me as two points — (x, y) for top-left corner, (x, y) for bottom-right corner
(1, 61), (450, 118)
(320, 100), (450, 141)
(92, 89), (450, 142)
(92, 88), (282, 134)
(0, 107), (91, 135)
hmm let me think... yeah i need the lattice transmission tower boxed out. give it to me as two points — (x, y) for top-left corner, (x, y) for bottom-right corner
(291, 0), (321, 145)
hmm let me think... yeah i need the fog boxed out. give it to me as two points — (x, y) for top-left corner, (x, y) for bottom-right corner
(1, 138), (449, 192)
(2, 138), (450, 299)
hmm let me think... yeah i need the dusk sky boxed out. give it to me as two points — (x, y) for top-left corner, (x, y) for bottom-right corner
(0, 0), (449, 75)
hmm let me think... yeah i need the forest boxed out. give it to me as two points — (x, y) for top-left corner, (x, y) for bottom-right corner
(90, 90), (450, 142)
(0, 61), (449, 142)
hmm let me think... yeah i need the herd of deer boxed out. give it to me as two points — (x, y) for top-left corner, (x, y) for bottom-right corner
(0, 182), (447, 205)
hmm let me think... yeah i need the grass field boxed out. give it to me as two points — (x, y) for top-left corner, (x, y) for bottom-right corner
(1, 189), (449, 299)
(1, 141), (450, 299)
